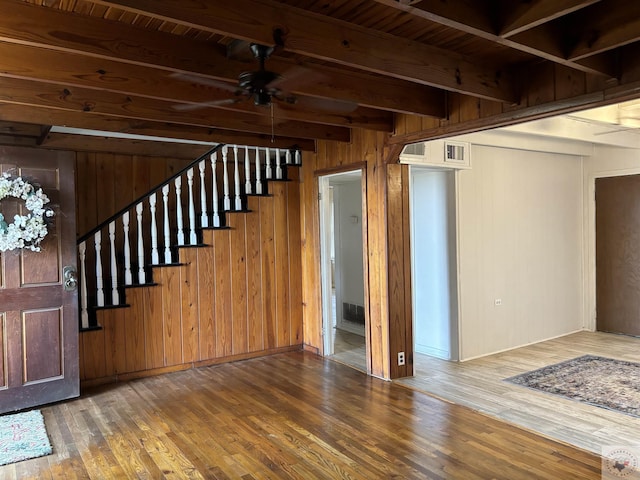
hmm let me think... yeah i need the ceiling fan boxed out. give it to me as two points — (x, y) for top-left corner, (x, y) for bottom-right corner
(173, 43), (306, 111)
(172, 42), (357, 114)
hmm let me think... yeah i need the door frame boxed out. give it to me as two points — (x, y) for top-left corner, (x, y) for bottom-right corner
(408, 165), (461, 363)
(587, 167), (640, 332)
(317, 165), (370, 373)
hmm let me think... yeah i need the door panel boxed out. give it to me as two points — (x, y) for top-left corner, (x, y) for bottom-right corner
(0, 146), (78, 413)
(596, 174), (640, 336)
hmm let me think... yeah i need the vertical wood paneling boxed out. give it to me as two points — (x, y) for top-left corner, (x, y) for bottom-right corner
(401, 166), (413, 375)
(245, 197), (264, 352)
(300, 153), (322, 353)
(287, 173), (303, 345)
(161, 267), (182, 366)
(228, 213), (248, 355)
(179, 249), (199, 363)
(95, 154), (116, 228)
(259, 195), (276, 350)
(213, 231), (233, 357)
(125, 288), (146, 372)
(387, 164), (405, 379)
(103, 309), (127, 376)
(197, 233), (216, 360)
(145, 286), (164, 369)
(273, 182), (290, 348)
(76, 153), (191, 238)
(81, 330), (106, 380)
(300, 129), (393, 378)
(77, 151), (303, 383)
(75, 152), (97, 237)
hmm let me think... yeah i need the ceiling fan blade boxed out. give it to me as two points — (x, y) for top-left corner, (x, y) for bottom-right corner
(268, 65), (321, 92)
(172, 98), (242, 111)
(170, 72), (239, 92)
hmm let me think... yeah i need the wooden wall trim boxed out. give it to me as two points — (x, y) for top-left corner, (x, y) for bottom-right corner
(313, 161), (368, 177)
(390, 91), (606, 145)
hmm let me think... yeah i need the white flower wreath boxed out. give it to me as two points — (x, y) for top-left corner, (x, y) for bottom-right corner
(0, 172), (54, 252)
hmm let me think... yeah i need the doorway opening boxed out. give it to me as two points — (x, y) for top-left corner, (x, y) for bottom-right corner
(319, 169), (367, 372)
(409, 166), (459, 362)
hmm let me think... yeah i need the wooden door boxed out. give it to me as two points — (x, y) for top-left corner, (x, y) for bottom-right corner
(596, 174), (640, 336)
(0, 146), (78, 413)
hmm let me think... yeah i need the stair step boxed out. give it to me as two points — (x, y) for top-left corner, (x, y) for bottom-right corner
(79, 325), (103, 333)
(124, 282), (159, 289)
(201, 225), (231, 231)
(176, 243), (209, 249)
(93, 304), (131, 310)
(149, 262), (186, 268)
(224, 209), (253, 214)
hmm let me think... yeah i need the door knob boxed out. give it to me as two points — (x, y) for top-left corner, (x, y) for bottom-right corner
(63, 265), (78, 292)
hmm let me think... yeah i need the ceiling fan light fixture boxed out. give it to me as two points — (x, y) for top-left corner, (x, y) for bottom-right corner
(253, 91), (272, 106)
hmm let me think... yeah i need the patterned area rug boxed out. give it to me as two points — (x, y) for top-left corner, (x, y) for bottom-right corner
(506, 355), (640, 417)
(0, 410), (52, 466)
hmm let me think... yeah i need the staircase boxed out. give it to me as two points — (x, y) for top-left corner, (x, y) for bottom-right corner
(77, 143), (303, 383)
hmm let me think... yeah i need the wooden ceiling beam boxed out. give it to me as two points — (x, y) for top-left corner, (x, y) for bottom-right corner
(0, 0), (444, 118)
(0, 103), (316, 151)
(91, 0), (517, 103)
(374, 0), (614, 77)
(0, 42), (392, 132)
(564, 0), (640, 60)
(0, 76), (349, 142)
(499, 0), (601, 38)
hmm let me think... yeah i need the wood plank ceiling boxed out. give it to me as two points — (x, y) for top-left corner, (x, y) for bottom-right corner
(0, 0), (636, 155)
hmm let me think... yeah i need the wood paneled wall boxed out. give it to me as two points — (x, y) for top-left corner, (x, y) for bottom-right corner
(299, 64), (640, 381)
(75, 152), (302, 384)
(299, 129), (411, 379)
(75, 151), (192, 237)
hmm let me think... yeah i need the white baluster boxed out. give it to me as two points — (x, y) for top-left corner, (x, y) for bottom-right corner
(136, 202), (146, 284)
(149, 193), (159, 264)
(79, 241), (89, 329)
(244, 145), (252, 195)
(175, 177), (185, 246)
(123, 212), (132, 286)
(109, 221), (119, 305)
(275, 147), (282, 180)
(162, 185), (172, 263)
(255, 147), (263, 195)
(285, 149), (292, 165)
(187, 168), (198, 244)
(233, 145), (242, 211)
(222, 145), (231, 211)
(199, 160), (209, 228)
(265, 147), (272, 179)
(94, 231), (104, 307)
(211, 152), (220, 227)
(295, 149), (301, 165)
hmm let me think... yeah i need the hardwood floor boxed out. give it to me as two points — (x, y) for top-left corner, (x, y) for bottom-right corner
(329, 328), (367, 372)
(0, 351), (601, 479)
(397, 330), (640, 456)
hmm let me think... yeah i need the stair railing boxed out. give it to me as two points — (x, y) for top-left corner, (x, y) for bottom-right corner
(77, 143), (302, 330)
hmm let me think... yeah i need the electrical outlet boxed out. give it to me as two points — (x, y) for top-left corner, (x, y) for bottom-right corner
(398, 351), (405, 366)
(494, 298), (502, 306)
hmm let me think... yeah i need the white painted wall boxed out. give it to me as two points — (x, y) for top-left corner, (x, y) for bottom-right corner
(332, 178), (364, 332)
(457, 145), (584, 360)
(583, 145), (640, 332)
(410, 168), (458, 360)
